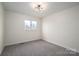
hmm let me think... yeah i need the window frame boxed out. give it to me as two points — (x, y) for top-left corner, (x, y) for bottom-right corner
(24, 20), (37, 30)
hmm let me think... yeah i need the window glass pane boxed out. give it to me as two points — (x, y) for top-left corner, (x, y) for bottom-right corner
(24, 20), (31, 30)
(32, 21), (37, 29)
(25, 20), (30, 28)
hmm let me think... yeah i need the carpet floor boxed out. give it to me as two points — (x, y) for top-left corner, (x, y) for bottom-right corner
(1, 39), (79, 56)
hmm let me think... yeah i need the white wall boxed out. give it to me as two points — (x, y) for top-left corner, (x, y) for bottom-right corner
(4, 10), (42, 46)
(43, 6), (79, 52)
(0, 3), (4, 54)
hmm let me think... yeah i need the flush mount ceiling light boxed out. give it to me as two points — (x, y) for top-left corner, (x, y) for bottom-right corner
(31, 2), (48, 13)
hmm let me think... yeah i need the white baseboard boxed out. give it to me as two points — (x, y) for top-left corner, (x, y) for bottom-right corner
(44, 39), (79, 53)
(4, 39), (41, 46)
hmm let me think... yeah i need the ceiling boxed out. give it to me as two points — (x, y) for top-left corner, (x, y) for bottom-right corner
(2, 2), (79, 18)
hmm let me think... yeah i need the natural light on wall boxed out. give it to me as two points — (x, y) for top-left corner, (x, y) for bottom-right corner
(24, 20), (37, 30)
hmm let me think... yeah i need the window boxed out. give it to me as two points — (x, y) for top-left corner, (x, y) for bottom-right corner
(24, 20), (37, 30)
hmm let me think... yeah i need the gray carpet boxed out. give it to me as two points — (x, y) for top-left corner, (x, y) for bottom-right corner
(1, 39), (79, 56)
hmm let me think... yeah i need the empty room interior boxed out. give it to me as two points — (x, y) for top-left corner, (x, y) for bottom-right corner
(0, 2), (79, 56)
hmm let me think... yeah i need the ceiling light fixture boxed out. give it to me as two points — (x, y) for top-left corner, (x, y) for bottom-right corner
(31, 2), (48, 13)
